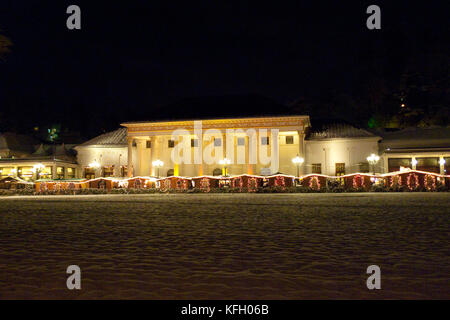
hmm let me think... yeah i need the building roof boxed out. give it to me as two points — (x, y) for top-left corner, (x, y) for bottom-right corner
(78, 128), (127, 147)
(0, 132), (40, 153)
(306, 119), (377, 140)
(378, 126), (450, 152)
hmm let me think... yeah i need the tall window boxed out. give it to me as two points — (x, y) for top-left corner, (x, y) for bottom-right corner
(312, 163), (322, 174)
(388, 158), (411, 172)
(445, 157), (450, 175)
(285, 136), (294, 144)
(214, 138), (222, 147)
(146, 140), (151, 148)
(335, 163), (345, 185)
(191, 139), (198, 147)
(335, 163), (345, 176)
(121, 166), (128, 177)
(168, 140), (175, 148)
(237, 137), (245, 146)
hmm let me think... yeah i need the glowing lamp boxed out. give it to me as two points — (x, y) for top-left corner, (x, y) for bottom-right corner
(88, 160), (101, 169)
(152, 160), (164, 167)
(292, 155), (304, 177)
(366, 154), (380, 164)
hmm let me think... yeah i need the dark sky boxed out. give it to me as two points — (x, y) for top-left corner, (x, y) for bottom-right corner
(0, 0), (448, 139)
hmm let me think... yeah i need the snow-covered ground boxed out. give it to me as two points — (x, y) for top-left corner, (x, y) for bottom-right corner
(0, 193), (448, 299)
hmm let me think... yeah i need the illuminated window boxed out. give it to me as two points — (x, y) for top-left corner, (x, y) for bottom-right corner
(312, 163), (322, 174)
(0, 167), (14, 178)
(286, 136), (294, 144)
(56, 167), (65, 179)
(335, 163), (345, 176)
(214, 138), (222, 147)
(237, 137), (245, 146)
(102, 166), (114, 177)
(261, 137), (269, 145)
(84, 167), (95, 179)
(335, 163), (345, 185)
(168, 140), (175, 148)
(67, 167), (75, 179)
(18, 166), (34, 180)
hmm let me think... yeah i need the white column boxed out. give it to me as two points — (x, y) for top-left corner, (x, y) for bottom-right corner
(136, 139), (146, 176)
(270, 129), (279, 175)
(127, 137), (133, 177)
(298, 129), (305, 175)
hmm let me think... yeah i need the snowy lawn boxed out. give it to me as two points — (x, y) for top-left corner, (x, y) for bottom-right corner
(0, 193), (449, 299)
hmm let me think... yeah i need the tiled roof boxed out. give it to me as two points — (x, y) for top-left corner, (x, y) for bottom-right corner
(378, 127), (450, 150)
(306, 120), (376, 140)
(78, 128), (127, 147)
(0, 132), (40, 153)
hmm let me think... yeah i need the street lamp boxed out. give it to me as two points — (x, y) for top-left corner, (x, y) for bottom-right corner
(152, 159), (164, 177)
(88, 160), (100, 169)
(219, 158), (231, 176)
(89, 160), (101, 177)
(292, 155), (304, 177)
(366, 153), (380, 174)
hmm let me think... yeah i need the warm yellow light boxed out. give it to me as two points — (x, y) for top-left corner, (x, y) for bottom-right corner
(152, 159), (164, 167)
(219, 158), (231, 165)
(32, 163), (45, 172)
(292, 156), (304, 164)
(366, 154), (380, 164)
(88, 160), (100, 169)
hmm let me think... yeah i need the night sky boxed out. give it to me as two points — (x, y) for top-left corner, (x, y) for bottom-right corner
(0, 1), (448, 140)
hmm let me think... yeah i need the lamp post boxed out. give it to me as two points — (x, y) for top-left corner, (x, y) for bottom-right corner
(366, 153), (380, 175)
(152, 159), (164, 178)
(219, 158), (231, 176)
(292, 155), (304, 177)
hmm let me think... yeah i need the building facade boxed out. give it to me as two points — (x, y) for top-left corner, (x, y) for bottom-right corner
(74, 116), (396, 178)
(0, 133), (78, 181)
(4, 117), (448, 181)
